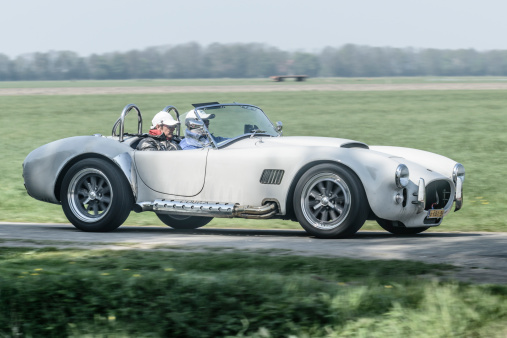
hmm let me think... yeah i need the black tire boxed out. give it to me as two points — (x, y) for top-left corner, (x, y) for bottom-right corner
(376, 218), (430, 235)
(60, 158), (133, 232)
(293, 164), (368, 238)
(157, 214), (213, 229)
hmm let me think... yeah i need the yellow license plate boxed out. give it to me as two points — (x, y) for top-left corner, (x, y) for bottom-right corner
(428, 209), (444, 218)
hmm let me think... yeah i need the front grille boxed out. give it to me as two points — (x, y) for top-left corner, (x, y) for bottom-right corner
(260, 169), (284, 185)
(425, 180), (452, 210)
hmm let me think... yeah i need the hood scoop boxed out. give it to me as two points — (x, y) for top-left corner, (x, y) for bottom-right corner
(341, 142), (369, 149)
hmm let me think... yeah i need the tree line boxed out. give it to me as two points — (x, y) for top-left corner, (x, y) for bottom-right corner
(2, 42), (507, 81)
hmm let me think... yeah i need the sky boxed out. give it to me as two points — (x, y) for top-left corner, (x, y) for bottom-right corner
(2, 0), (507, 58)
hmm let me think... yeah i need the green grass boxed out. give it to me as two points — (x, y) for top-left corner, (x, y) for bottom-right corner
(1, 247), (506, 337)
(1, 82), (506, 231)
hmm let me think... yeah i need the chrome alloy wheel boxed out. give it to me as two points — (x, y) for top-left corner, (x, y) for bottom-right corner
(300, 173), (351, 230)
(67, 168), (113, 223)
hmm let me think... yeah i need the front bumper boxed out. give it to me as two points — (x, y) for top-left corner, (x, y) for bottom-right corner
(397, 177), (462, 227)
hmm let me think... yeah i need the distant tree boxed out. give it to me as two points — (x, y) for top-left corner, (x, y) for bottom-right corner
(392, 47), (420, 76)
(135, 47), (166, 79)
(11, 55), (34, 80)
(246, 45), (287, 77)
(88, 54), (112, 80)
(52, 51), (86, 80)
(320, 46), (349, 77)
(484, 50), (507, 75)
(204, 43), (242, 78)
(109, 53), (130, 79)
(4, 43), (507, 80)
(0, 54), (11, 80)
(292, 52), (320, 77)
(29, 53), (51, 80)
(202, 43), (276, 78)
(164, 42), (204, 78)
(457, 49), (484, 75)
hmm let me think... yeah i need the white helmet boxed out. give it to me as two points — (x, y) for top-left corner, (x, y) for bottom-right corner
(150, 111), (180, 129)
(185, 109), (215, 121)
(185, 109), (215, 130)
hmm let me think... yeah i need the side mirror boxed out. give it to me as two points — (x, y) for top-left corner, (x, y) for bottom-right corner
(276, 121), (283, 134)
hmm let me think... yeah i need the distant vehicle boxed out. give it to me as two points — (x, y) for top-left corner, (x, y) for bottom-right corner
(23, 102), (464, 238)
(270, 75), (308, 81)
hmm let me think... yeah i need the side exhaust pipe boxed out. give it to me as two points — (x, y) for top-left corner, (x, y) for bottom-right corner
(233, 203), (277, 219)
(134, 200), (278, 219)
(133, 202), (153, 213)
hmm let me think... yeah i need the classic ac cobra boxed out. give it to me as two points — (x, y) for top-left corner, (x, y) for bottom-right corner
(23, 103), (465, 238)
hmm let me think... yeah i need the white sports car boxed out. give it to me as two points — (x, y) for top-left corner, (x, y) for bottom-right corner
(23, 102), (465, 238)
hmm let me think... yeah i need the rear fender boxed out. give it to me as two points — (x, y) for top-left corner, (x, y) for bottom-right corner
(53, 152), (136, 202)
(24, 136), (134, 203)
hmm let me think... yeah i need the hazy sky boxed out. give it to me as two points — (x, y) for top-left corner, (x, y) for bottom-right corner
(3, 0), (506, 58)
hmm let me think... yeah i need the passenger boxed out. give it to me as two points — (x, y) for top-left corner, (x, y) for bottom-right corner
(137, 111), (181, 151)
(180, 110), (227, 150)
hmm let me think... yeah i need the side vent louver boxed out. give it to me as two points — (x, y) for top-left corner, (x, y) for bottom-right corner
(260, 169), (285, 185)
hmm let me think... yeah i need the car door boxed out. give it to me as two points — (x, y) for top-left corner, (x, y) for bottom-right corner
(134, 148), (209, 197)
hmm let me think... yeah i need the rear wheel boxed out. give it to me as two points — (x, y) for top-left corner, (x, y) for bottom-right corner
(60, 158), (133, 232)
(376, 218), (430, 235)
(293, 164), (368, 238)
(157, 214), (213, 229)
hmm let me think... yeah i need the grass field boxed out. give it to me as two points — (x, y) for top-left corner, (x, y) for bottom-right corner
(1, 247), (506, 337)
(1, 79), (506, 232)
(1, 79), (507, 337)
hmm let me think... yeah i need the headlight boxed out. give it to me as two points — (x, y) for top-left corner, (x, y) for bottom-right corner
(395, 164), (410, 188)
(452, 163), (465, 183)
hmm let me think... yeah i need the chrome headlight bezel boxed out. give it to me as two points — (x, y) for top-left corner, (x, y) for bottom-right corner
(452, 163), (465, 183)
(395, 164), (410, 188)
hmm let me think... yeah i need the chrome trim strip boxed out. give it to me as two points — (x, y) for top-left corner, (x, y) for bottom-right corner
(453, 163), (465, 183)
(454, 178), (463, 212)
(412, 178), (426, 214)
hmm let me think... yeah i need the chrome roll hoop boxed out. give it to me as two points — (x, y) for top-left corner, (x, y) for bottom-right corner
(112, 104), (143, 142)
(161, 105), (181, 136)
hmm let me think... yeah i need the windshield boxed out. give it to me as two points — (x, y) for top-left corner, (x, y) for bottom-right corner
(183, 104), (279, 147)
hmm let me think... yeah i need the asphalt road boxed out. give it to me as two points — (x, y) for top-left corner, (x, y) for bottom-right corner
(1, 222), (506, 284)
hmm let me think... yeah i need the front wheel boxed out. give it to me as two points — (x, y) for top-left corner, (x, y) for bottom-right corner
(60, 158), (133, 232)
(376, 218), (430, 235)
(293, 164), (368, 238)
(157, 214), (213, 229)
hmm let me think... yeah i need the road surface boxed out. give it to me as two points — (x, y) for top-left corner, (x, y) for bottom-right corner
(1, 222), (506, 284)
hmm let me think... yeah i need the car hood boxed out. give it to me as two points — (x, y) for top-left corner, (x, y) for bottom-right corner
(238, 136), (457, 180)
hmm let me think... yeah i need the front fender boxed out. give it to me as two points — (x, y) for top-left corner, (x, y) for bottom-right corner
(284, 146), (451, 222)
(370, 146), (459, 179)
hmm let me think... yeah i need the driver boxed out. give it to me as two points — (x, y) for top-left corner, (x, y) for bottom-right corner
(137, 111), (181, 151)
(180, 109), (227, 150)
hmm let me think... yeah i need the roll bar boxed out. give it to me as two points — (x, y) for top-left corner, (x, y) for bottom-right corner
(112, 104), (143, 142)
(161, 105), (181, 136)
